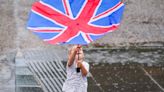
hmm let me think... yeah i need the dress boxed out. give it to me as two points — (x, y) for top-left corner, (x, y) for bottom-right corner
(62, 61), (89, 92)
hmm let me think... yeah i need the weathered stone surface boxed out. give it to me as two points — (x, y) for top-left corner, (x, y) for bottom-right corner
(0, 0), (16, 53)
(0, 55), (15, 92)
(0, 0), (164, 51)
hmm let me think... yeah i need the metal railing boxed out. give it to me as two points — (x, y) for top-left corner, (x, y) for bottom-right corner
(22, 50), (67, 92)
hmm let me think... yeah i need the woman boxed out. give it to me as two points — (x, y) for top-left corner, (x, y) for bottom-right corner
(62, 45), (89, 92)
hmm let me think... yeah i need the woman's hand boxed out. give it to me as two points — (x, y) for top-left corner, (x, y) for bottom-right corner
(70, 45), (81, 54)
(77, 61), (82, 68)
(67, 45), (82, 67)
(77, 61), (88, 76)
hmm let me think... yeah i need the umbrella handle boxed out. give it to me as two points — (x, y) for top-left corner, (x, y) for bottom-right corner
(77, 44), (81, 60)
(76, 44), (81, 73)
(76, 52), (80, 73)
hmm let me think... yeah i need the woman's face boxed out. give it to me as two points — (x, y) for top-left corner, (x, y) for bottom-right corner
(75, 48), (84, 62)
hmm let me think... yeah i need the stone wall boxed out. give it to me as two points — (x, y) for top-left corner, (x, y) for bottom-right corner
(0, 0), (17, 53)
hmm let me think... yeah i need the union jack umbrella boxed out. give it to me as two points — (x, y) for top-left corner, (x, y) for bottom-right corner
(27, 0), (125, 45)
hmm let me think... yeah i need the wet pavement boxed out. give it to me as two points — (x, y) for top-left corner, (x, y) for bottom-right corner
(88, 62), (164, 92)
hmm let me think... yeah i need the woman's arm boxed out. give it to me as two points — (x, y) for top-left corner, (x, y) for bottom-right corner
(67, 45), (80, 67)
(77, 62), (88, 76)
(67, 48), (76, 67)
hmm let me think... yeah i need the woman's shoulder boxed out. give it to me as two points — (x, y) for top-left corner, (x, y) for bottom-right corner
(82, 61), (89, 64)
(82, 61), (89, 67)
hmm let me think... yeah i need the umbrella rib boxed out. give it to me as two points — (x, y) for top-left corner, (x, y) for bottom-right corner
(32, 30), (62, 33)
(27, 27), (63, 30)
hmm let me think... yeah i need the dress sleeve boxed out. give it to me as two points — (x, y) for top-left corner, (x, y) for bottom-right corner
(82, 62), (89, 72)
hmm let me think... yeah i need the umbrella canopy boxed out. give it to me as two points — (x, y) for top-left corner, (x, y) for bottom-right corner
(27, 0), (125, 45)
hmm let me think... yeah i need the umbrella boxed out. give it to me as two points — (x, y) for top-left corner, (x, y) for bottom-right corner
(27, 0), (125, 45)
